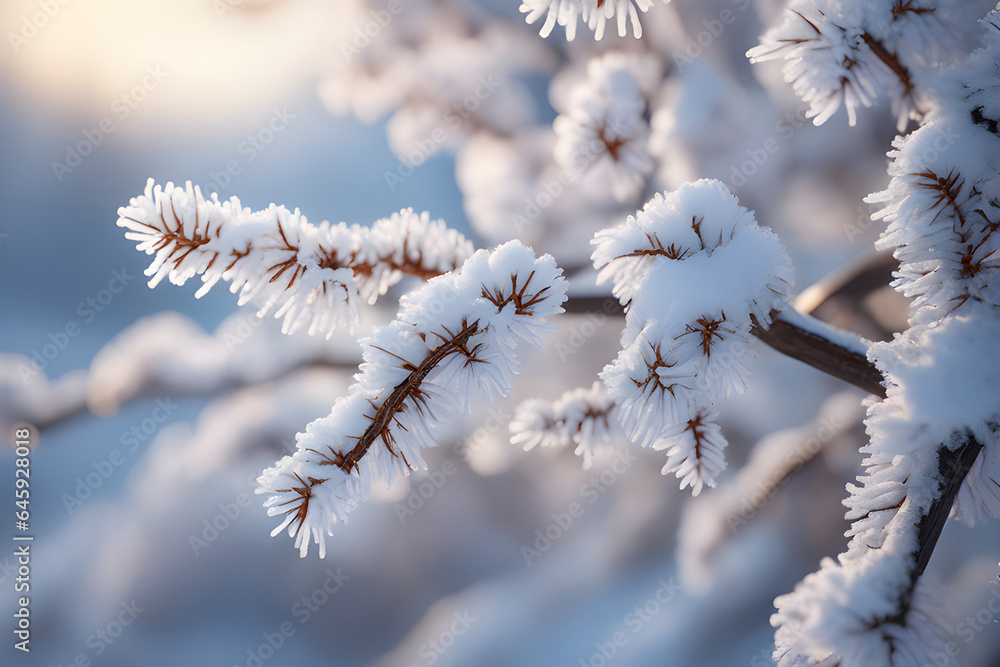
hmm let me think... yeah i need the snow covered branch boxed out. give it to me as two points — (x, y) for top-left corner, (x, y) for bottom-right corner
(562, 293), (886, 397)
(772, 424), (991, 666)
(592, 179), (792, 494)
(509, 381), (619, 470)
(79, 4), (1000, 661)
(751, 309), (884, 397)
(553, 53), (656, 203)
(764, 9), (1000, 664)
(748, 0), (976, 130)
(118, 179), (473, 337)
(257, 241), (567, 557)
(913, 434), (983, 579)
(564, 289), (884, 396)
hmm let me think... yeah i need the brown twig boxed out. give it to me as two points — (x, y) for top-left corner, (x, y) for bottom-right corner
(321, 319), (482, 473)
(566, 290), (983, 642)
(913, 432), (983, 579)
(562, 295), (886, 397)
(874, 431), (983, 635)
(749, 313), (886, 398)
(860, 31), (915, 97)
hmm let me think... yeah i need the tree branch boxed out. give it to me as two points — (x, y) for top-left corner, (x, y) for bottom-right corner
(913, 432), (983, 579)
(749, 311), (886, 398)
(563, 294), (886, 397)
(879, 431), (983, 633)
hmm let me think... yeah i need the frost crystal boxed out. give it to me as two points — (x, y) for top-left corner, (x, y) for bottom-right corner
(520, 0), (585, 41)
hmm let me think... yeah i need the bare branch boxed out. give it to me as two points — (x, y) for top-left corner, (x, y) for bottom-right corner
(750, 311), (886, 398)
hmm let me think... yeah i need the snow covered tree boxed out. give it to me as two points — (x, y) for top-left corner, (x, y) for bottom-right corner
(751, 3), (1000, 664)
(9, 0), (1000, 665)
(112, 1), (1000, 663)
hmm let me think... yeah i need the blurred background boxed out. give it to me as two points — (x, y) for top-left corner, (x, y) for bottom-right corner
(2, 1), (1000, 666)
